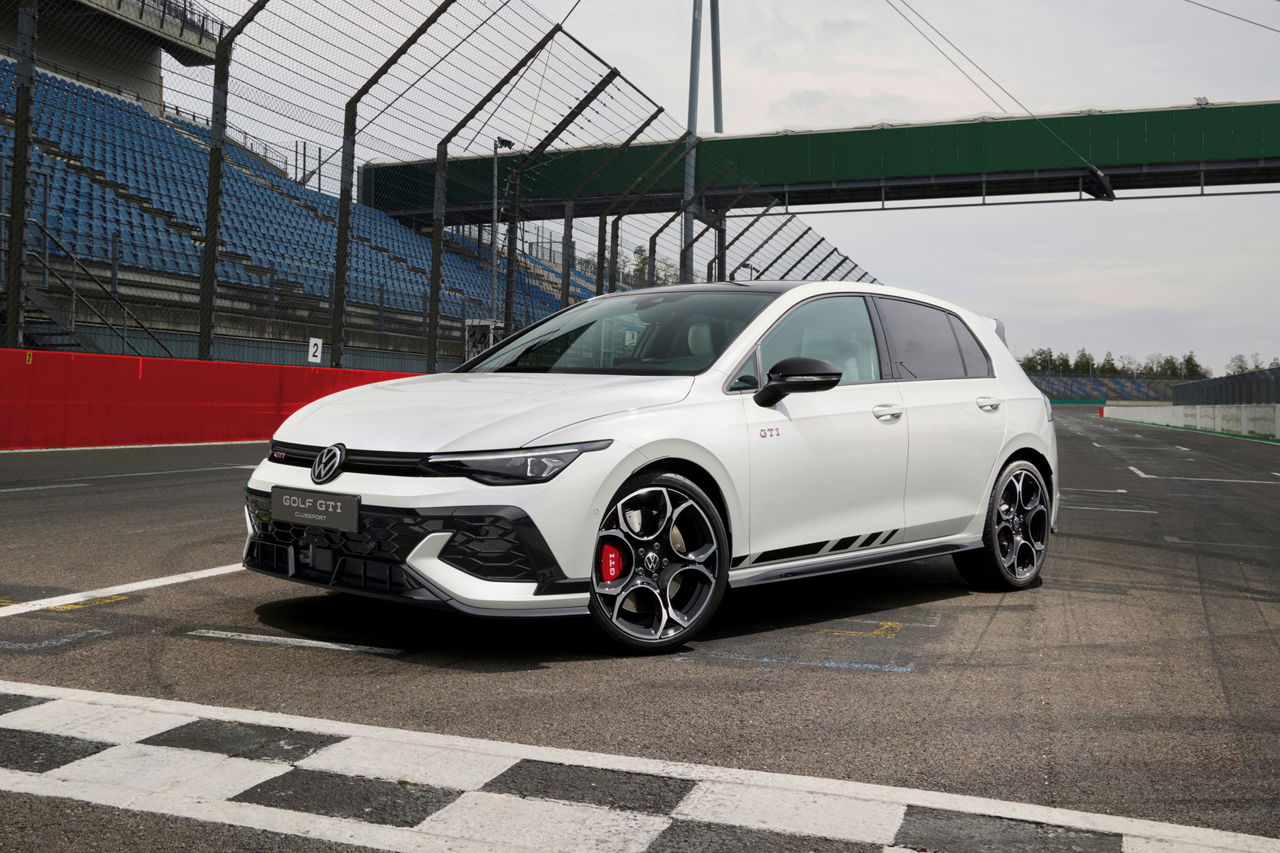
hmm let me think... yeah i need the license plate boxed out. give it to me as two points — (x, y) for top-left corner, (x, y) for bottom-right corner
(271, 487), (359, 533)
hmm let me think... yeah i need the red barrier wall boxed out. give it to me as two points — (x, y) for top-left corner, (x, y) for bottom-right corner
(0, 349), (416, 450)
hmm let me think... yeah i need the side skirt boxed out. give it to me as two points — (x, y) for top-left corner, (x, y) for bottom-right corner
(727, 541), (981, 588)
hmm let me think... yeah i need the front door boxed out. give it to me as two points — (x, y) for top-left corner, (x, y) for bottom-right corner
(741, 295), (908, 559)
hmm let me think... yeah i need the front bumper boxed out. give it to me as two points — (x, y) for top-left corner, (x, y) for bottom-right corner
(243, 489), (589, 617)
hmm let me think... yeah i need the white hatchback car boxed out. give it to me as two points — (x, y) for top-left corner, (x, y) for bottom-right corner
(244, 282), (1057, 651)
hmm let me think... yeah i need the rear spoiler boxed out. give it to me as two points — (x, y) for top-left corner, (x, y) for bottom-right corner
(983, 316), (1008, 345)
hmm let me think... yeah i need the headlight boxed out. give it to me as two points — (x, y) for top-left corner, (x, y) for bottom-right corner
(420, 440), (612, 485)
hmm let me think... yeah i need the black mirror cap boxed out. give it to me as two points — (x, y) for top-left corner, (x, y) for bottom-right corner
(753, 356), (842, 407)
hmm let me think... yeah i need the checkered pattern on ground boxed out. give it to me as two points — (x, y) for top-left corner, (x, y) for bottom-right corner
(0, 682), (1275, 853)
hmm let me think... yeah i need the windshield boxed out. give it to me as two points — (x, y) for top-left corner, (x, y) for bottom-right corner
(463, 289), (778, 375)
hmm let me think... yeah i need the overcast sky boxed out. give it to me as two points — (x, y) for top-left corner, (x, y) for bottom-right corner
(529, 0), (1280, 375)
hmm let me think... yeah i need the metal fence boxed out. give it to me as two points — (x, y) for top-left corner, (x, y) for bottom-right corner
(2, 0), (872, 373)
(1172, 368), (1280, 405)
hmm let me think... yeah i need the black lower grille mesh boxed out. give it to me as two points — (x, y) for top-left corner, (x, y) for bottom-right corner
(244, 492), (560, 588)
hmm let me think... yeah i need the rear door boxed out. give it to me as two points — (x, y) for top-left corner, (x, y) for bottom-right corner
(874, 297), (1007, 542)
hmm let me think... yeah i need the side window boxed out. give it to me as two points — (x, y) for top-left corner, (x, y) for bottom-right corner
(756, 296), (881, 385)
(949, 315), (992, 378)
(876, 298), (967, 380)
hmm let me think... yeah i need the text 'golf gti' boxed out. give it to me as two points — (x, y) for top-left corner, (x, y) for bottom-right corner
(244, 281), (1058, 652)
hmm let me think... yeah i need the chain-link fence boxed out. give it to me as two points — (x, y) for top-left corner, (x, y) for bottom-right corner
(1172, 368), (1280, 405)
(2, 0), (873, 372)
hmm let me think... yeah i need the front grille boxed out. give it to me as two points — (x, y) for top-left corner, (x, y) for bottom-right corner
(268, 441), (425, 477)
(246, 491), (444, 562)
(245, 492), (565, 591)
(245, 540), (432, 597)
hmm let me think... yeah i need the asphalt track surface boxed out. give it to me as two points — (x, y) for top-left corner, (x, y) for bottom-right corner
(0, 406), (1276, 849)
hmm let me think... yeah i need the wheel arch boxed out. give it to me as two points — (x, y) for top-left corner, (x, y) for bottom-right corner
(627, 457), (735, 556)
(1001, 446), (1055, 509)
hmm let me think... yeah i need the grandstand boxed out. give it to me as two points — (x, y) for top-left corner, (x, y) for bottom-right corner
(1027, 374), (1168, 401)
(1, 55), (589, 369)
(4, 0), (869, 372)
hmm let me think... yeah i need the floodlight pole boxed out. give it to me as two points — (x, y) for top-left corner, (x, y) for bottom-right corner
(778, 238), (823, 279)
(709, 0), (723, 133)
(330, 0), (458, 368)
(4, 0), (37, 349)
(752, 226), (811, 279)
(559, 107), (663, 307)
(681, 0), (703, 284)
(502, 69), (619, 333)
(591, 133), (691, 292)
(729, 213), (794, 280)
(608, 139), (698, 291)
(705, 199), (778, 281)
(199, 0), (272, 361)
(645, 163), (731, 286)
(427, 25), (561, 372)
(802, 246), (839, 280)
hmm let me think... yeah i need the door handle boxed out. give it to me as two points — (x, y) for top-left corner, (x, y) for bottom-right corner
(872, 404), (903, 421)
(976, 396), (1002, 411)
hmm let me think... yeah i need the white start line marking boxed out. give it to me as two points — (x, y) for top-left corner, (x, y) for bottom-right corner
(0, 565), (243, 619)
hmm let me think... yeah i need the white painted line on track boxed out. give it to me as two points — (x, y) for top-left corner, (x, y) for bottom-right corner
(1163, 536), (1273, 549)
(1176, 446), (1190, 451)
(188, 629), (404, 656)
(42, 465), (258, 486)
(0, 483), (91, 493)
(1062, 488), (1129, 494)
(1127, 466), (1279, 485)
(0, 680), (1277, 853)
(1060, 506), (1158, 514)
(1092, 442), (1183, 451)
(0, 564), (242, 619)
(0, 439), (267, 454)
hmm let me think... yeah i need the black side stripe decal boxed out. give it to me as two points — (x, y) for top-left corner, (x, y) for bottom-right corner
(859, 531), (883, 548)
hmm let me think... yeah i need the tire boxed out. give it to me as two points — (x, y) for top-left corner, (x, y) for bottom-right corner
(588, 472), (729, 653)
(953, 460), (1050, 590)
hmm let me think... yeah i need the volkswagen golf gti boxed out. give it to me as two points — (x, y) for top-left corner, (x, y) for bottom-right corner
(243, 281), (1057, 651)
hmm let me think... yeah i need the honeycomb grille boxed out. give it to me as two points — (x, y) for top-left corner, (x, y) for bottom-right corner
(245, 492), (546, 584)
(245, 492), (444, 563)
(439, 516), (537, 581)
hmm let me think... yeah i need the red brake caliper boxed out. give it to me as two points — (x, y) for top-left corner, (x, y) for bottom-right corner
(599, 542), (624, 583)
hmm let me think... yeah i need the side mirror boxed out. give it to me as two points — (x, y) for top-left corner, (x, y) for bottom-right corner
(753, 356), (841, 407)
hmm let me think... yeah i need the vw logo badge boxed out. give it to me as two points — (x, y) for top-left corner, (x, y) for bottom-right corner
(311, 443), (346, 485)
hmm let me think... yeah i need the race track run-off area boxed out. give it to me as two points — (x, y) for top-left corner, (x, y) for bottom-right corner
(0, 407), (1277, 852)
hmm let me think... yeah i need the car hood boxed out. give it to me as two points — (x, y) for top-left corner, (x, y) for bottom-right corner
(276, 372), (694, 452)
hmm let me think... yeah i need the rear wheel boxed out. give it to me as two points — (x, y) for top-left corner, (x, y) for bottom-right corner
(588, 472), (728, 653)
(954, 460), (1050, 590)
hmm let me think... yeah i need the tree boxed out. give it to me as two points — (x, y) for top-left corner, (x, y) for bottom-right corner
(1181, 351), (1208, 380)
(631, 245), (648, 283)
(1270, 357), (1280, 369)
(1099, 351), (1117, 375)
(1117, 354), (1139, 375)
(1071, 348), (1095, 374)
(1159, 355), (1181, 378)
(1054, 351), (1072, 373)
(1225, 354), (1252, 376)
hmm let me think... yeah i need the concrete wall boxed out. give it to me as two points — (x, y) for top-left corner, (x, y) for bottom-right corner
(1103, 403), (1280, 440)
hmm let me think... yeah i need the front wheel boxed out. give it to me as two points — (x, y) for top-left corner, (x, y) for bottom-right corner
(954, 460), (1050, 590)
(588, 472), (728, 653)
